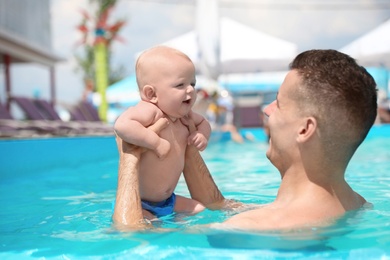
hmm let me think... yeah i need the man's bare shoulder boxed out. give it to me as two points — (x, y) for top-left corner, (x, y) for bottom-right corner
(219, 203), (340, 231)
(221, 205), (286, 231)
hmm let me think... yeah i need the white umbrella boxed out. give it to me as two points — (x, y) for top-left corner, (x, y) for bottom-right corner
(159, 17), (298, 75)
(219, 17), (297, 74)
(339, 18), (390, 67)
(162, 31), (199, 64)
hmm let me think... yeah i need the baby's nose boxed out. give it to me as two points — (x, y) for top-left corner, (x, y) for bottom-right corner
(187, 85), (195, 93)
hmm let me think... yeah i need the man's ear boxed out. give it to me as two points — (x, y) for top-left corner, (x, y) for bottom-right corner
(142, 85), (157, 103)
(297, 117), (317, 143)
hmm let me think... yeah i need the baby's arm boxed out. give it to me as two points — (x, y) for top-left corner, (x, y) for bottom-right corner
(114, 101), (170, 158)
(186, 110), (212, 151)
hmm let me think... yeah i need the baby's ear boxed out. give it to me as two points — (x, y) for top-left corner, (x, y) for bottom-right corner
(142, 85), (157, 103)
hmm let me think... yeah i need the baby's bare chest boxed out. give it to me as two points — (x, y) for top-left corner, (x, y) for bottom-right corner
(160, 119), (189, 146)
(139, 120), (188, 191)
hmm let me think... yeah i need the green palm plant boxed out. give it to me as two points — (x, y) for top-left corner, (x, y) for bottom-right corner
(75, 0), (126, 121)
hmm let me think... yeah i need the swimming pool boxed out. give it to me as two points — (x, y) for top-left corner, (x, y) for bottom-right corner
(1, 125), (389, 259)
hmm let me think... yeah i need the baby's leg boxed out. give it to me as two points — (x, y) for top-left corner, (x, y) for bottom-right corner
(174, 195), (205, 215)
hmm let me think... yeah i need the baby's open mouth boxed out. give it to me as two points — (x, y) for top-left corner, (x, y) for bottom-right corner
(183, 99), (191, 104)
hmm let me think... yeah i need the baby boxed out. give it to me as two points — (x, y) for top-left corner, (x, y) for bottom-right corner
(114, 46), (211, 219)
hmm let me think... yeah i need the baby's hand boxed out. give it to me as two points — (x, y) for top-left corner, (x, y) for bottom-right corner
(188, 132), (208, 151)
(155, 138), (170, 159)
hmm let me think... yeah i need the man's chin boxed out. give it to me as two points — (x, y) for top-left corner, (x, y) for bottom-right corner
(265, 149), (271, 160)
(265, 140), (272, 160)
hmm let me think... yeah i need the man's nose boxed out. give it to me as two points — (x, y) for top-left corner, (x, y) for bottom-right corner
(264, 100), (276, 117)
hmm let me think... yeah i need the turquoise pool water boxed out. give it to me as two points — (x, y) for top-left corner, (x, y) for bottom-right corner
(0, 125), (389, 259)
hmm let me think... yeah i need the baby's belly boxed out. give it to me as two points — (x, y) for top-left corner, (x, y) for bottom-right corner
(138, 152), (185, 202)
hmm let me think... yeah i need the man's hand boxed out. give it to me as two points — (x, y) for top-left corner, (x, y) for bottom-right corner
(188, 132), (208, 151)
(113, 117), (169, 230)
(117, 117), (170, 156)
(181, 115), (208, 151)
(181, 115), (197, 133)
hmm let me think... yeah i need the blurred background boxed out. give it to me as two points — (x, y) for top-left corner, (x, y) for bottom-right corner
(1, 0), (390, 127)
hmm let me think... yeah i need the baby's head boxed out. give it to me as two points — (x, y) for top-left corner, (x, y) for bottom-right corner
(135, 46), (197, 119)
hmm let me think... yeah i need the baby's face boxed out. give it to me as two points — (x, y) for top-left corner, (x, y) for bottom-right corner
(152, 54), (197, 121)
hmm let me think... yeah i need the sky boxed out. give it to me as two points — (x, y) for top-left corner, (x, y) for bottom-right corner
(2, 0), (390, 106)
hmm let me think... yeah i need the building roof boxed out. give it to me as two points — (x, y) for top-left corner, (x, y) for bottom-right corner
(0, 28), (64, 66)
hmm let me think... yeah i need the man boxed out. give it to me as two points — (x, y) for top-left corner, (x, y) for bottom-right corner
(113, 49), (377, 231)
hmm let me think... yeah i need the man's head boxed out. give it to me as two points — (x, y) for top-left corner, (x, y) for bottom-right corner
(264, 49), (377, 169)
(289, 49), (377, 157)
(134, 46), (197, 120)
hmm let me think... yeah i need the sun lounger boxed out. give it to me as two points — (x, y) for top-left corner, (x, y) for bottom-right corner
(0, 102), (54, 137)
(68, 103), (114, 134)
(78, 101), (103, 122)
(11, 97), (87, 136)
(32, 98), (113, 135)
(33, 98), (94, 135)
(11, 96), (114, 136)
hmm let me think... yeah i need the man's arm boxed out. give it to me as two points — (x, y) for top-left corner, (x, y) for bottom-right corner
(112, 118), (169, 230)
(190, 110), (212, 140)
(183, 145), (226, 210)
(183, 117), (227, 209)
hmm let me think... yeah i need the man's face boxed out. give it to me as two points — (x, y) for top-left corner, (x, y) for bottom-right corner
(263, 70), (303, 172)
